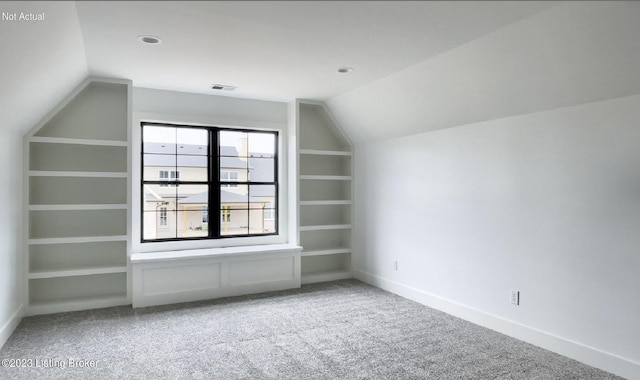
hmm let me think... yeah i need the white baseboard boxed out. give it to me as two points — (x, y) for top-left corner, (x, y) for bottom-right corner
(0, 305), (24, 350)
(354, 269), (640, 380)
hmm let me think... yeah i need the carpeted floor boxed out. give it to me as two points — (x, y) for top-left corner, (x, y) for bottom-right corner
(0, 280), (623, 379)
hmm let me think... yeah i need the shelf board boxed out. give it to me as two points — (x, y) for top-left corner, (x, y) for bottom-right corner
(28, 266), (128, 280)
(26, 294), (129, 316)
(29, 170), (127, 178)
(299, 149), (351, 156)
(28, 235), (128, 245)
(301, 270), (352, 285)
(30, 136), (128, 147)
(302, 248), (351, 257)
(299, 200), (352, 206)
(299, 175), (351, 181)
(29, 204), (127, 211)
(300, 224), (351, 231)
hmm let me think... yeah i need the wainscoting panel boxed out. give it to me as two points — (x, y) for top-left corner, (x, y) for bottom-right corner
(132, 245), (302, 308)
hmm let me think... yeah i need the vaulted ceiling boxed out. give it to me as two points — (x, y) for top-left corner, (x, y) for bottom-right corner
(2, 1), (639, 143)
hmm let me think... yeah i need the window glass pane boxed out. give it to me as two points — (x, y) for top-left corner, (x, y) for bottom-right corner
(248, 133), (275, 156)
(143, 209), (177, 240)
(220, 131), (248, 158)
(248, 157), (274, 182)
(220, 170), (240, 188)
(248, 209), (276, 235)
(220, 184), (248, 206)
(177, 155), (208, 181)
(176, 128), (208, 156)
(143, 126), (176, 153)
(264, 202), (275, 221)
(248, 185), (276, 234)
(173, 185), (208, 238)
(143, 184), (176, 214)
(143, 181), (177, 241)
(220, 157), (248, 182)
(220, 184), (248, 236)
(177, 211), (208, 238)
(249, 185), (275, 203)
(143, 154), (177, 181)
(220, 207), (249, 236)
(176, 185), (209, 209)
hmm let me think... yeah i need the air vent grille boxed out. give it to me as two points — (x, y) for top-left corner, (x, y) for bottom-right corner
(210, 84), (237, 91)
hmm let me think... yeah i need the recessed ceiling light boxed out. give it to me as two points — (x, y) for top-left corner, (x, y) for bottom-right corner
(338, 67), (354, 73)
(138, 35), (162, 44)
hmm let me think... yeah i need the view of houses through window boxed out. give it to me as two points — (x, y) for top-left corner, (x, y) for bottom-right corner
(141, 123), (277, 241)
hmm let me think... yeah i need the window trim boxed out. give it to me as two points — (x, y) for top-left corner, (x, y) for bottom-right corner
(140, 121), (279, 243)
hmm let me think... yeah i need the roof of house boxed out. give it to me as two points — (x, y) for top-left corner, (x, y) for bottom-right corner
(180, 188), (274, 205)
(144, 143), (274, 172)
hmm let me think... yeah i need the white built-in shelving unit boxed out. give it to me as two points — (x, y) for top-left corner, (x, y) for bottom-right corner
(295, 101), (353, 284)
(25, 79), (131, 315)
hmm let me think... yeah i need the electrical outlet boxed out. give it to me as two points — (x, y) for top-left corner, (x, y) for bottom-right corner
(510, 290), (520, 305)
(393, 260), (398, 271)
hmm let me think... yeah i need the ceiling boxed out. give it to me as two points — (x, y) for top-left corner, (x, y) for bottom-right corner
(2, 1), (640, 143)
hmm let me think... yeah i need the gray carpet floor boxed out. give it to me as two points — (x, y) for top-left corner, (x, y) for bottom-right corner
(0, 280), (623, 379)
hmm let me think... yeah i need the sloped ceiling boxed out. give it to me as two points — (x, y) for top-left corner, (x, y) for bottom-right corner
(327, 1), (640, 143)
(0, 1), (88, 134)
(2, 1), (640, 143)
(74, 1), (555, 103)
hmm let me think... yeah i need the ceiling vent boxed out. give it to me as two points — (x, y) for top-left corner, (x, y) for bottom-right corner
(211, 84), (237, 91)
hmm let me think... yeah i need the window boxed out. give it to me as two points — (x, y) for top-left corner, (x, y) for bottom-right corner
(264, 202), (275, 220)
(220, 171), (239, 188)
(159, 170), (180, 187)
(201, 206), (208, 223)
(221, 206), (231, 223)
(141, 122), (278, 242)
(159, 207), (168, 226)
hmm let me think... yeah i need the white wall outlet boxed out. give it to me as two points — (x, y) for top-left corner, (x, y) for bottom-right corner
(510, 290), (520, 305)
(393, 260), (398, 271)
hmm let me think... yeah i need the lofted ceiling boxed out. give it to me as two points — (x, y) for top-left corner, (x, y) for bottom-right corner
(2, 1), (640, 143)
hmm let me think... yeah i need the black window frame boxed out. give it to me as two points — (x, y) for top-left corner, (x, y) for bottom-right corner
(141, 121), (279, 243)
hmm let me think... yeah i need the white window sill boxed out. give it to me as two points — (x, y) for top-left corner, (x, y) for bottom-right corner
(131, 243), (302, 264)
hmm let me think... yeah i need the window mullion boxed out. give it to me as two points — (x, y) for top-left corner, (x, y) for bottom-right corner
(209, 129), (221, 238)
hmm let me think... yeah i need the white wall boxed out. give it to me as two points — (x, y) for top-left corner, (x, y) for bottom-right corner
(0, 128), (23, 348)
(354, 94), (640, 379)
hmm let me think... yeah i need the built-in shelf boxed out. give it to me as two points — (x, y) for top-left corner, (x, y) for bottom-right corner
(26, 79), (131, 316)
(301, 270), (352, 285)
(30, 136), (127, 147)
(300, 224), (351, 231)
(29, 204), (127, 211)
(27, 295), (129, 316)
(29, 171), (127, 178)
(302, 248), (351, 257)
(28, 235), (128, 245)
(299, 200), (352, 206)
(300, 149), (351, 156)
(299, 175), (351, 181)
(28, 266), (128, 280)
(297, 101), (353, 284)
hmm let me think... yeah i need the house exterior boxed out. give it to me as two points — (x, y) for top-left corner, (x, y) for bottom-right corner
(142, 143), (276, 240)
